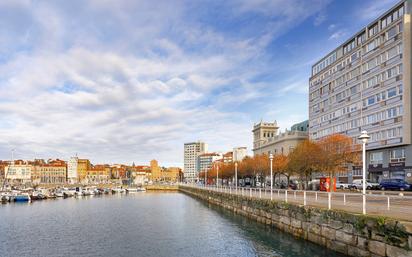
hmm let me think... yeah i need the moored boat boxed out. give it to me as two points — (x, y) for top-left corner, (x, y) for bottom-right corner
(14, 193), (31, 202)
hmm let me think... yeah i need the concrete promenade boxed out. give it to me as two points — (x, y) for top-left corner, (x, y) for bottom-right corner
(186, 185), (412, 222)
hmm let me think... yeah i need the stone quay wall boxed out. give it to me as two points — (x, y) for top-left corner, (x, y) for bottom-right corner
(179, 186), (412, 257)
(145, 185), (179, 191)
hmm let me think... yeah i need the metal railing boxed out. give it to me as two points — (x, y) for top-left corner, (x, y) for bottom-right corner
(181, 184), (412, 221)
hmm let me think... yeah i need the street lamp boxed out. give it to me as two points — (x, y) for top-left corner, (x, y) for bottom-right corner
(269, 153), (273, 200)
(358, 130), (370, 215)
(205, 169), (207, 187)
(216, 163), (219, 188)
(235, 162), (238, 192)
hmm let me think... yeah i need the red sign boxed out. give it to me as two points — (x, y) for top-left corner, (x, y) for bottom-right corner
(319, 177), (336, 192)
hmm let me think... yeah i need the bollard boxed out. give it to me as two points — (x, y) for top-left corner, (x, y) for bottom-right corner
(344, 194), (346, 205)
(315, 192), (318, 201)
(250, 188), (252, 197)
(328, 192), (331, 210)
(294, 191), (296, 199)
(271, 188), (273, 201)
(285, 190), (288, 203)
(387, 196), (390, 211)
(303, 191), (306, 206)
(259, 188), (262, 199)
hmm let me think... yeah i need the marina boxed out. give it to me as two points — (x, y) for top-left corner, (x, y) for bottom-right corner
(0, 186), (146, 204)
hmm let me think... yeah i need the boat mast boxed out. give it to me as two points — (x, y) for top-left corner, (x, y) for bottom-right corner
(1, 149), (14, 192)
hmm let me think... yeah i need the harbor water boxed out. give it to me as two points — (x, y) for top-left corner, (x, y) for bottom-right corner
(0, 192), (345, 257)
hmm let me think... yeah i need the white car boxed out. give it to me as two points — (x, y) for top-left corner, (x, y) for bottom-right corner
(336, 181), (350, 189)
(351, 179), (380, 190)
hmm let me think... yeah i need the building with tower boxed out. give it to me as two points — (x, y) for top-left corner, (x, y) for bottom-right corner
(252, 120), (308, 156)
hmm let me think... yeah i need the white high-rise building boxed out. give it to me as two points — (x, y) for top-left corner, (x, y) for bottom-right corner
(184, 142), (207, 183)
(309, 0), (412, 183)
(67, 157), (79, 184)
(233, 147), (247, 162)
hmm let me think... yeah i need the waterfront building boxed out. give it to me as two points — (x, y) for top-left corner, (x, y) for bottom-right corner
(309, 0), (412, 183)
(252, 121), (308, 156)
(150, 160), (162, 181)
(163, 167), (183, 182)
(33, 159), (67, 185)
(67, 157), (79, 184)
(86, 165), (111, 184)
(233, 147), (247, 162)
(131, 165), (151, 185)
(222, 151), (233, 163)
(0, 161), (8, 181)
(5, 161), (33, 184)
(197, 152), (223, 174)
(184, 141), (207, 182)
(78, 159), (91, 183)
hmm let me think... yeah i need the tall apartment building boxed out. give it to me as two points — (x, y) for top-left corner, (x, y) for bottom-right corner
(309, 1), (412, 183)
(253, 121), (308, 156)
(183, 141), (207, 182)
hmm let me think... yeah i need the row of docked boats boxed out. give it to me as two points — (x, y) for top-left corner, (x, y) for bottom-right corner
(0, 186), (146, 203)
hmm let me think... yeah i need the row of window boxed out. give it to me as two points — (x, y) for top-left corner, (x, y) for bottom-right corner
(311, 11), (403, 81)
(314, 104), (402, 137)
(370, 148), (405, 164)
(310, 44), (402, 102)
(369, 127), (403, 143)
(311, 63), (402, 113)
(363, 84), (403, 107)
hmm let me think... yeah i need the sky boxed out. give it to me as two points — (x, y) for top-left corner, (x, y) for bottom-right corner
(0, 0), (400, 166)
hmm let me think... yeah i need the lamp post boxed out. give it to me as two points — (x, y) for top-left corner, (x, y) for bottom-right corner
(205, 169), (207, 187)
(235, 162), (238, 192)
(269, 153), (273, 200)
(216, 163), (219, 188)
(358, 130), (370, 215)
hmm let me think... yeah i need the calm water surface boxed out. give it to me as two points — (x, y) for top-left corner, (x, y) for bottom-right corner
(0, 193), (345, 257)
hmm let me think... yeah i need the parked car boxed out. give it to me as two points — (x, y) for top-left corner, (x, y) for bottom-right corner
(351, 179), (380, 190)
(379, 179), (411, 191)
(336, 181), (351, 189)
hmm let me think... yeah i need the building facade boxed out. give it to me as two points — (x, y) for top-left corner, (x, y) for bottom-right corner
(197, 153), (222, 174)
(78, 159), (91, 183)
(34, 160), (67, 185)
(184, 141), (207, 182)
(5, 162), (33, 184)
(233, 147), (247, 162)
(253, 121), (308, 156)
(309, 0), (412, 183)
(67, 157), (78, 184)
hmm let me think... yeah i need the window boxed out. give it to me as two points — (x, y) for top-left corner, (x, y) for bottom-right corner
(368, 96), (375, 105)
(351, 52), (358, 62)
(368, 58), (377, 70)
(387, 46), (398, 59)
(390, 149), (405, 162)
(366, 41), (376, 52)
(387, 26), (396, 39)
(388, 87), (397, 98)
(369, 23), (378, 37)
(370, 152), (383, 164)
(387, 107), (397, 118)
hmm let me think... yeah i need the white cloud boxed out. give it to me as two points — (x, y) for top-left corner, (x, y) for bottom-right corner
(0, 0), (330, 166)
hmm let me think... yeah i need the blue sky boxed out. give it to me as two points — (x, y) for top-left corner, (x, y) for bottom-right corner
(0, 0), (399, 166)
